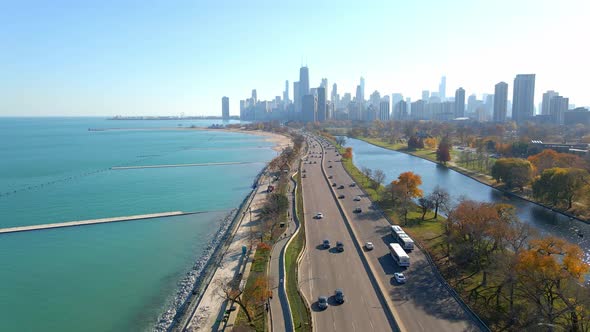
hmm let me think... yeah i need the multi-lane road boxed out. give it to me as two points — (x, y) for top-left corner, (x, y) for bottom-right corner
(299, 138), (397, 331)
(298, 134), (484, 332)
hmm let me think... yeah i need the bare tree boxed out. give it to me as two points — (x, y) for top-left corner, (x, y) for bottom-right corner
(418, 197), (435, 220)
(361, 167), (373, 185)
(335, 136), (347, 146)
(372, 169), (386, 190)
(215, 277), (253, 322)
(428, 185), (451, 218)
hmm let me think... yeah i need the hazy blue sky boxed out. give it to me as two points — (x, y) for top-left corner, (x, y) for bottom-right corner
(1, 0), (588, 116)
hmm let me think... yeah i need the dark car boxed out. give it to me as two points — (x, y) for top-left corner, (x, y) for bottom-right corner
(323, 239), (330, 249)
(353, 207), (362, 213)
(350, 183), (356, 187)
(328, 165), (332, 168)
(336, 241), (344, 252)
(338, 185), (345, 189)
(332, 182), (337, 187)
(328, 175), (333, 179)
(318, 296), (328, 310)
(338, 194), (345, 199)
(334, 289), (345, 304)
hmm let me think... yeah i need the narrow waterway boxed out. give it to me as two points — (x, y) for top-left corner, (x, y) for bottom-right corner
(347, 138), (590, 263)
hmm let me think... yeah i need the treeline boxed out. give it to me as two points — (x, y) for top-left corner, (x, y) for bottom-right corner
(492, 149), (590, 211)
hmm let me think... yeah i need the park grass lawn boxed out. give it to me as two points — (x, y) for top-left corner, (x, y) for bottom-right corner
(284, 169), (312, 332)
(235, 245), (271, 331)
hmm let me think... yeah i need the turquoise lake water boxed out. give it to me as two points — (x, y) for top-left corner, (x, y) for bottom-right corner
(0, 118), (275, 331)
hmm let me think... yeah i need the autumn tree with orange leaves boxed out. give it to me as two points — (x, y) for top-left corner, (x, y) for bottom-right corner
(388, 172), (423, 224)
(342, 147), (353, 159)
(527, 149), (588, 174)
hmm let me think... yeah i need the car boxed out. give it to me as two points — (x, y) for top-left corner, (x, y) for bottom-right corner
(353, 196), (361, 201)
(394, 272), (406, 284)
(315, 213), (324, 219)
(313, 161), (317, 164)
(338, 194), (345, 199)
(318, 296), (328, 310)
(332, 182), (337, 187)
(303, 169), (306, 173)
(365, 242), (374, 250)
(328, 175), (333, 179)
(334, 289), (345, 304)
(323, 239), (330, 249)
(353, 207), (362, 213)
(302, 174), (306, 178)
(336, 241), (344, 252)
(338, 185), (344, 189)
(350, 183), (356, 187)
(328, 160), (331, 162)
(328, 165), (332, 168)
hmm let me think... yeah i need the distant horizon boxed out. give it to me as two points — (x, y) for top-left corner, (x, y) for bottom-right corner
(1, 0), (588, 116)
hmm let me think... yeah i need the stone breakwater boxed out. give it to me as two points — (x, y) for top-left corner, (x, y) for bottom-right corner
(154, 209), (237, 332)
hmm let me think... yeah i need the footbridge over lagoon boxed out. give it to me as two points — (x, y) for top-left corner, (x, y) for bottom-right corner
(0, 211), (203, 234)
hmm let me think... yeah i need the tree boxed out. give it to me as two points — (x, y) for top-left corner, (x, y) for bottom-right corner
(515, 236), (590, 330)
(428, 185), (450, 218)
(407, 135), (424, 150)
(335, 136), (347, 147)
(372, 169), (386, 190)
(361, 167), (373, 185)
(216, 277), (253, 322)
(491, 158), (534, 190)
(436, 137), (452, 165)
(389, 172), (423, 223)
(532, 167), (589, 209)
(342, 147), (353, 159)
(424, 137), (438, 149)
(418, 197), (434, 220)
(528, 149), (588, 174)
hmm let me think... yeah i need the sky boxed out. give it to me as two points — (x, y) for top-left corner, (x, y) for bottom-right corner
(1, 0), (589, 116)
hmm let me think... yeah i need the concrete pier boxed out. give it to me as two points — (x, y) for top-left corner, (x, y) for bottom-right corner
(0, 211), (196, 234)
(110, 161), (255, 170)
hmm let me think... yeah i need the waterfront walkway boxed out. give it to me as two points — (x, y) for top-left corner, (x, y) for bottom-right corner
(0, 211), (195, 234)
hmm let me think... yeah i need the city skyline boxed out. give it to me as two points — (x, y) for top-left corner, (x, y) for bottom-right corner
(1, 0), (589, 116)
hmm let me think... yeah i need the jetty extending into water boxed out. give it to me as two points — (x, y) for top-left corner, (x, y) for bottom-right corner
(110, 161), (255, 170)
(0, 211), (197, 234)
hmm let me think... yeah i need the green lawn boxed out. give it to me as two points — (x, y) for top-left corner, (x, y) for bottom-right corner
(284, 169), (312, 332)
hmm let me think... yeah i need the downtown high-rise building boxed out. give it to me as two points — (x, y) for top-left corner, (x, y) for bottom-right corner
(283, 80), (289, 104)
(317, 87), (327, 122)
(379, 100), (390, 121)
(541, 90), (559, 116)
(299, 66), (310, 99)
(359, 77), (365, 102)
(438, 76), (446, 100)
(320, 78), (328, 98)
(294, 81), (300, 113)
(454, 87), (465, 118)
(331, 83), (338, 105)
(251, 89), (257, 104)
(493, 82), (508, 122)
(422, 90), (430, 101)
(512, 74), (536, 124)
(549, 95), (569, 125)
(222, 96), (229, 120)
(302, 94), (317, 123)
(393, 100), (408, 120)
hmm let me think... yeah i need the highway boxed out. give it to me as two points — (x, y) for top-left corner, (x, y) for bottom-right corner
(298, 137), (397, 332)
(318, 136), (484, 332)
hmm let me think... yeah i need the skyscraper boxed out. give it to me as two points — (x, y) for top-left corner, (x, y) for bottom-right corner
(251, 89), (257, 104)
(541, 90), (559, 116)
(422, 90), (430, 101)
(331, 83), (338, 105)
(299, 66), (310, 98)
(283, 80), (289, 104)
(360, 77), (365, 102)
(294, 81), (300, 113)
(320, 78), (328, 98)
(454, 88), (465, 118)
(317, 87), (327, 122)
(512, 74), (536, 124)
(302, 94), (317, 123)
(222, 96), (229, 120)
(379, 100), (390, 121)
(493, 82), (508, 122)
(438, 76), (446, 100)
(549, 95), (569, 125)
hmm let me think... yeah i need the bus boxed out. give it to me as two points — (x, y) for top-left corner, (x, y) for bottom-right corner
(389, 243), (410, 267)
(398, 234), (415, 251)
(391, 225), (405, 239)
